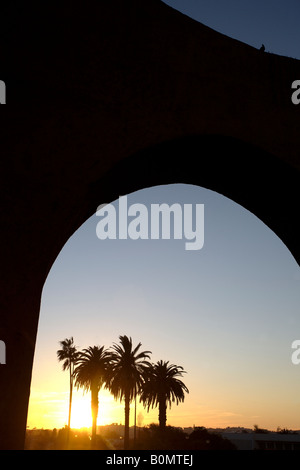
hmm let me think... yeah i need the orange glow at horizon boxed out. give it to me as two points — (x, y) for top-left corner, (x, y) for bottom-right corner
(27, 379), (300, 433)
(26, 387), (160, 431)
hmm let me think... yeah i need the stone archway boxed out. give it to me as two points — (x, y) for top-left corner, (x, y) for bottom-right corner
(0, 0), (299, 450)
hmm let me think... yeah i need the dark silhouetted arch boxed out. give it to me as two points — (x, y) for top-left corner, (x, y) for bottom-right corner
(0, 0), (299, 449)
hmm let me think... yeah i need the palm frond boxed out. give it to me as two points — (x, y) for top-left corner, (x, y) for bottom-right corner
(107, 335), (152, 403)
(140, 359), (189, 411)
(74, 345), (111, 394)
(56, 337), (79, 372)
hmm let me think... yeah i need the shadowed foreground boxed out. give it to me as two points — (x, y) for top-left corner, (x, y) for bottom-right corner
(25, 425), (236, 450)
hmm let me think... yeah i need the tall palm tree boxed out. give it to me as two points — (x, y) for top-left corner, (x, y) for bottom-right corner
(56, 337), (79, 439)
(108, 335), (151, 449)
(140, 360), (189, 431)
(74, 345), (111, 448)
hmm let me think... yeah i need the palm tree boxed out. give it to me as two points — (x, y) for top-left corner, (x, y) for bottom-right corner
(56, 337), (79, 441)
(140, 360), (189, 431)
(108, 335), (151, 449)
(74, 345), (111, 448)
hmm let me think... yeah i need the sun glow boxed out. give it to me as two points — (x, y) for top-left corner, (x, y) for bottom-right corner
(70, 395), (92, 429)
(70, 390), (125, 429)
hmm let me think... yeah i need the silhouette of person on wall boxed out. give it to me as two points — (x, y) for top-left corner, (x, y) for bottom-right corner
(260, 44), (265, 52)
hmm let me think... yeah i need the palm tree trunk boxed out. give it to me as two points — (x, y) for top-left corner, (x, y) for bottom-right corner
(134, 393), (137, 445)
(158, 396), (167, 431)
(124, 392), (130, 450)
(68, 364), (73, 428)
(67, 365), (73, 448)
(91, 387), (99, 449)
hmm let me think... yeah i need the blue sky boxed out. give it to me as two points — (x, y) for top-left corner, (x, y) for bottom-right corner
(28, 184), (300, 430)
(27, 2), (300, 431)
(162, 0), (300, 59)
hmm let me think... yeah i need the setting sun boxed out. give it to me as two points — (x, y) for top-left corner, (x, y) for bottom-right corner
(70, 395), (92, 429)
(69, 390), (126, 430)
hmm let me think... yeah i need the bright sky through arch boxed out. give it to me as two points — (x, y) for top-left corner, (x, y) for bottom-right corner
(27, 183), (300, 432)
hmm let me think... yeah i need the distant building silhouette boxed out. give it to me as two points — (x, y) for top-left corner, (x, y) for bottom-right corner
(221, 431), (300, 450)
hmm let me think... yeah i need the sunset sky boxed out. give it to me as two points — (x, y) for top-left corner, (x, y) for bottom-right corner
(27, 1), (300, 433)
(27, 183), (300, 432)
